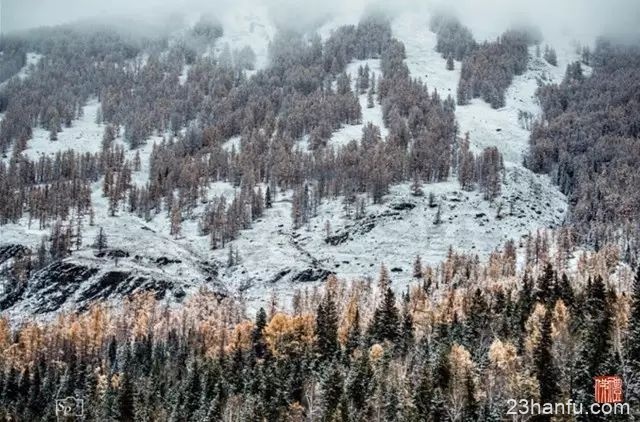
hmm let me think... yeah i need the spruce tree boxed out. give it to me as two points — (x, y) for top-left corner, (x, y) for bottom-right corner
(446, 53), (455, 70)
(535, 307), (560, 404)
(627, 267), (640, 405)
(414, 364), (434, 418)
(316, 291), (339, 360)
(368, 287), (400, 344)
(265, 186), (272, 208)
(536, 263), (556, 306)
(93, 227), (108, 252)
(321, 364), (345, 420)
(346, 351), (373, 414)
(252, 308), (268, 359)
(573, 275), (615, 411)
(345, 307), (361, 357)
(463, 369), (478, 422)
(413, 254), (423, 279)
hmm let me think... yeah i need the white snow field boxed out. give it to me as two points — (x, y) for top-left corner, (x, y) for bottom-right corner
(1, 10), (588, 318)
(213, 0), (276, 71)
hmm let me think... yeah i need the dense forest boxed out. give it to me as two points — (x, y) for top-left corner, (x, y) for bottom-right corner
(457, 29), (536, 109)
(0, 15), (505, 261)
(428, 13), (640, 263)
(0, 239), (638, 420)
(1, 8), (640, 421)
(527, 41), (640, 263)
(429, 13), (539, 109)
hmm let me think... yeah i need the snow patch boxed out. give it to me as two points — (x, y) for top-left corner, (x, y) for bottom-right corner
(23, 99), (104, 161)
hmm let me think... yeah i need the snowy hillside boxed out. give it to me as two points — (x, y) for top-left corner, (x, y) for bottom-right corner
(0, 10), (585, 319)
(212, 0), (276, 70)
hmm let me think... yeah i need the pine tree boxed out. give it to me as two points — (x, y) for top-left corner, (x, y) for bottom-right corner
(414, 364), (434, 419)
(413, 255), (423, 279)
(170, 204), (182, 238)
(556, 273), (575, 309)
(536, 263), (556, 306)
(369, 286), (400, 344)
(75, 215), (83, 251)
(316, 291), (339, 360)
(320, 364), (344, 420)
(133, 150), (141, 172)
(346, 349), (373, 413)
(574, 275), (616, 409)
(265, 185), (272, 208)
(535, 307), (560, 404)
(517, 273), (534, 331)
(544, 45), (557, 66)
(252, 308), (268, 359)
(227, 244), (234, 267)
(627, 267), (640, 404)
(93, 227), (108, 252)
(433, 204), (442, 225)
(345, 306), (361, 357)
(446, 53), (454, 70)
(118, 367), (135, 421)
(378, 264), (391, 291)
(383, 382), (400, 421)
(411, 173), (423, 196)
(36, 238), (48, 269)
(465, 289), (489, 356)
(463, 369), (478, 422)
(399, 293), (414, 356)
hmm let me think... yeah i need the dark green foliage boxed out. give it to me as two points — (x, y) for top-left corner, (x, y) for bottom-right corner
(430, 14), (477, 61)
(316, 291), (339, 360)
(626, 267), (640, 407)
(252, 307), (268, 359)
(536, 263), (556, 306)
(528, 42), (640, 255)
(368, 287), (400, 344)
(0, 263), (636, 421)
(534, 308), (560, 404)
(457, 30), (533, 108)
(321, 364), (345, 420)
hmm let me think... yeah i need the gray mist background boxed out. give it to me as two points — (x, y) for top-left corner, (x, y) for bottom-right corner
(1, 0), (639, 42)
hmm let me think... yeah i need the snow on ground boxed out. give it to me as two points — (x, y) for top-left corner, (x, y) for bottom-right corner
(22, 99), (105, 161)
(316, 9), (362, 41)
(323, 59), (388, 149)
(222, 135), (242, 153)
(178, 64), (191, 85)
(305, 174), (565, 276)
(1, 12), (588, 318)
(213, 0), (276, 70)
(218, 164), (567, 314)
(0, 52), (42, 90)
(0, 177), (242, 320)
(221, 13), (582, 310)
(17, 53), (43, 80)
(393, 11), (590, 165)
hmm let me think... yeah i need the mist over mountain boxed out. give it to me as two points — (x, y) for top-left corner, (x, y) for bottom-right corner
(3, 0), (640, 43)
(1, 1), (640, 420)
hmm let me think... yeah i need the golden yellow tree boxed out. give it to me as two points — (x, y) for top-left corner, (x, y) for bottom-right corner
(264, 312), (314, 357)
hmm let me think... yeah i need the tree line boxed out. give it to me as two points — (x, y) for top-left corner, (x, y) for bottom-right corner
(0, 240), (639, 421)
(527, 40), (640, 266)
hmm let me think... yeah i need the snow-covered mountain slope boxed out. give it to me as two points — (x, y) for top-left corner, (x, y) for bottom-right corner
(392, 11), (590, 165)
(326, 59), (388, 149)
(212, 0), (276, 71)
(1, 11), (582, 319)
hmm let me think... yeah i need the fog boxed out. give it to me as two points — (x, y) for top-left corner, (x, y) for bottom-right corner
(2, 0), (639, 43)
